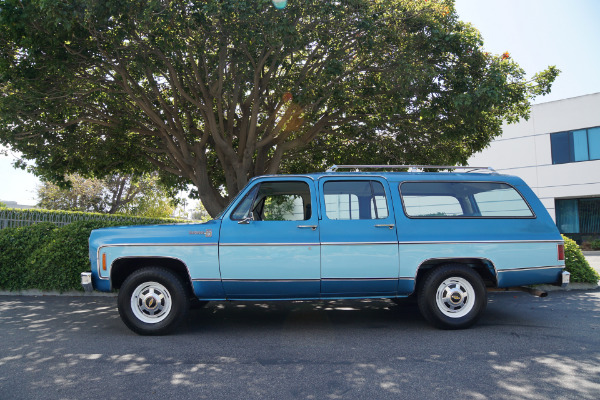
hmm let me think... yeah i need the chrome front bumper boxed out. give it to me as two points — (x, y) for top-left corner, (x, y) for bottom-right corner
(81, 272), (93, 292)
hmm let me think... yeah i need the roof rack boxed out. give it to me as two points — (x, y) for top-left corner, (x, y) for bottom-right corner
(325, 165), (498, 174)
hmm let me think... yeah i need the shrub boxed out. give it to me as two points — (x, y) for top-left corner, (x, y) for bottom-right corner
(590, 239), (600, 251)
(563, 235), (600, 284)
(0, 223), (57, 290)
(25, 221), (135, 292)
(0, 220), (167, 292)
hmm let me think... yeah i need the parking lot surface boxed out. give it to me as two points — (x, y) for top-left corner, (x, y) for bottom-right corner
(1, 290), (600, 400)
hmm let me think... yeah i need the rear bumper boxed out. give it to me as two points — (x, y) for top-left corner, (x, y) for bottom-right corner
(81, 272), (93, 292)
(558, 270), (570, 288)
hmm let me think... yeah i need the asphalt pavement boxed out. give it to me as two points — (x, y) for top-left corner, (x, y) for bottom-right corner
(1, 290), (599, 400)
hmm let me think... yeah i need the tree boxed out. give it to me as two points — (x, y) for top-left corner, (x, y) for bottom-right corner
(0, 0), (559, 217)
(37, 173), (176, 217)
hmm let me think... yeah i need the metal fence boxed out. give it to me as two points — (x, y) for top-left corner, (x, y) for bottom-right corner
(0, 208), (182, 230)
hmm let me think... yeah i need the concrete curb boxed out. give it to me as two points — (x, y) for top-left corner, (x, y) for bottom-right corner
(534, 282), (599, 292)
(0, 289), (117, 297)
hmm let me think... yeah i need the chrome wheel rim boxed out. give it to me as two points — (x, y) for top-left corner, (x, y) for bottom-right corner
(131, 281), (172, 324)
(435, 277), (475, 318)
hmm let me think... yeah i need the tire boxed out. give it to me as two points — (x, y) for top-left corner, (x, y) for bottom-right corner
(417, 264), (487, 330)
(118, 267), (189, 335)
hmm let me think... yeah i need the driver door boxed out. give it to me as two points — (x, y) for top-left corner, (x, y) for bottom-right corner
(218, 178), (321, 299)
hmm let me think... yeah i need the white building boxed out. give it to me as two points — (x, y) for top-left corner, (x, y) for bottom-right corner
(468, 92), (600, 242)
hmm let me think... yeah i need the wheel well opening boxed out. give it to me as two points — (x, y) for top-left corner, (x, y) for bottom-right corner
(111, 258), (193, 294)
(415, 259), (497, 292)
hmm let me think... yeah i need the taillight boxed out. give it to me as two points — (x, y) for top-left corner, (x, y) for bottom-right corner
(558, 244), (565, 261)
(102, 253), (107, 271)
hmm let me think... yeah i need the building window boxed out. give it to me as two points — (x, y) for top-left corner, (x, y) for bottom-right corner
(555, 197), (600, 234)
(551, 126), (600, 164)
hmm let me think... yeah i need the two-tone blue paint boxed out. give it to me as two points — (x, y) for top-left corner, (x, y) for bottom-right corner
(88, 172), (566, 301)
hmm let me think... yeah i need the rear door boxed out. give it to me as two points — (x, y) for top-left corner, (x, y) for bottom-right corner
(318, 177), (400, 297)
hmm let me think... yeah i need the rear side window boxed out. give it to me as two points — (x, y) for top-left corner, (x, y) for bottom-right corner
(324, 180), (389, 220)
(399, 182), (534, 218)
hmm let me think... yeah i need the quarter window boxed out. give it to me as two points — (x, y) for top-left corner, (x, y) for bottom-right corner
(400, 182), (533, 218)
(324, 181), (389, 220)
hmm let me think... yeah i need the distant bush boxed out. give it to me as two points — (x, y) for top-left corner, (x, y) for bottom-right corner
(0, 220), (176, 292)
(563, 235), (600, 284)
(590, 239), (600, 251)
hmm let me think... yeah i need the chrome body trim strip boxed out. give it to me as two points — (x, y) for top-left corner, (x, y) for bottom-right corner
(222, 279), (320, 283)
(219, 243), (321, 247)
(321, 277), (397, 281)
(321, 242), (398, 246)
(99, 243), (217, 249)
(497, 265), (564, 273)
(398, 240), (562, 245)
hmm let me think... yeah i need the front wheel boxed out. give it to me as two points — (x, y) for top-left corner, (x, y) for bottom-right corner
(118, 267), (189, 335)
(417, 264), (487, 329)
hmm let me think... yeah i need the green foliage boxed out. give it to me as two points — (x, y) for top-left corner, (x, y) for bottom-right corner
(0, 222), (57, 290)
(563, 235), (600, 284)
(26, 221), (130, 292)
(0, 0), (559, 217)
(0, 207), (182, 229)
(590, 239), (600, 251)
(0, 207), (186, 291)
(0, 219), (169, 292)
(0, 201), (6, 208)
(37, 172), (177, 217)
(263, 194), (298, 221)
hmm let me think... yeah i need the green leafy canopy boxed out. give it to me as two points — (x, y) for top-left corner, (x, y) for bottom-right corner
(0, 0), (559, 216)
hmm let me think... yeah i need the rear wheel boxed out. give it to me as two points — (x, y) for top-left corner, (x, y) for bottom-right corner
(417, 264), (487, 329)
(118, 267), (189, 335)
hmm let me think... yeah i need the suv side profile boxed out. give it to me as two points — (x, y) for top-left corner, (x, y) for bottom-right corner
(82, 165), (568, 335)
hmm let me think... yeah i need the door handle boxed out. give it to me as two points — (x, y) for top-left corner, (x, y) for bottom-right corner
(375, 224), (395, 229)
(297, 225), (318, 231)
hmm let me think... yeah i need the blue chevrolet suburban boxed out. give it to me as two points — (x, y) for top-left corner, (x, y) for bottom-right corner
(82, 165), (569, 335)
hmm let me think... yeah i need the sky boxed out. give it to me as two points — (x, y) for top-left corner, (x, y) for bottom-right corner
(2, 0), (600, 206)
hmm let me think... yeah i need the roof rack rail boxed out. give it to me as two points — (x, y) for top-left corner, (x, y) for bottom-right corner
(325, 165), (498, 174)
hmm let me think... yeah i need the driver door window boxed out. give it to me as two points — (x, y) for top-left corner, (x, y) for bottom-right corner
(231, 181), (311, 222)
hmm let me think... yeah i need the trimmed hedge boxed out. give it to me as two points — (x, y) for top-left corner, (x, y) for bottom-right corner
(563, 235), (600, 284)
(0, 220), (174, 292)
(0, 207), (182, 229)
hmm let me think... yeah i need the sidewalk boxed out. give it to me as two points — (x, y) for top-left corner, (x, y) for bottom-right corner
(583, 251), (600, 274)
